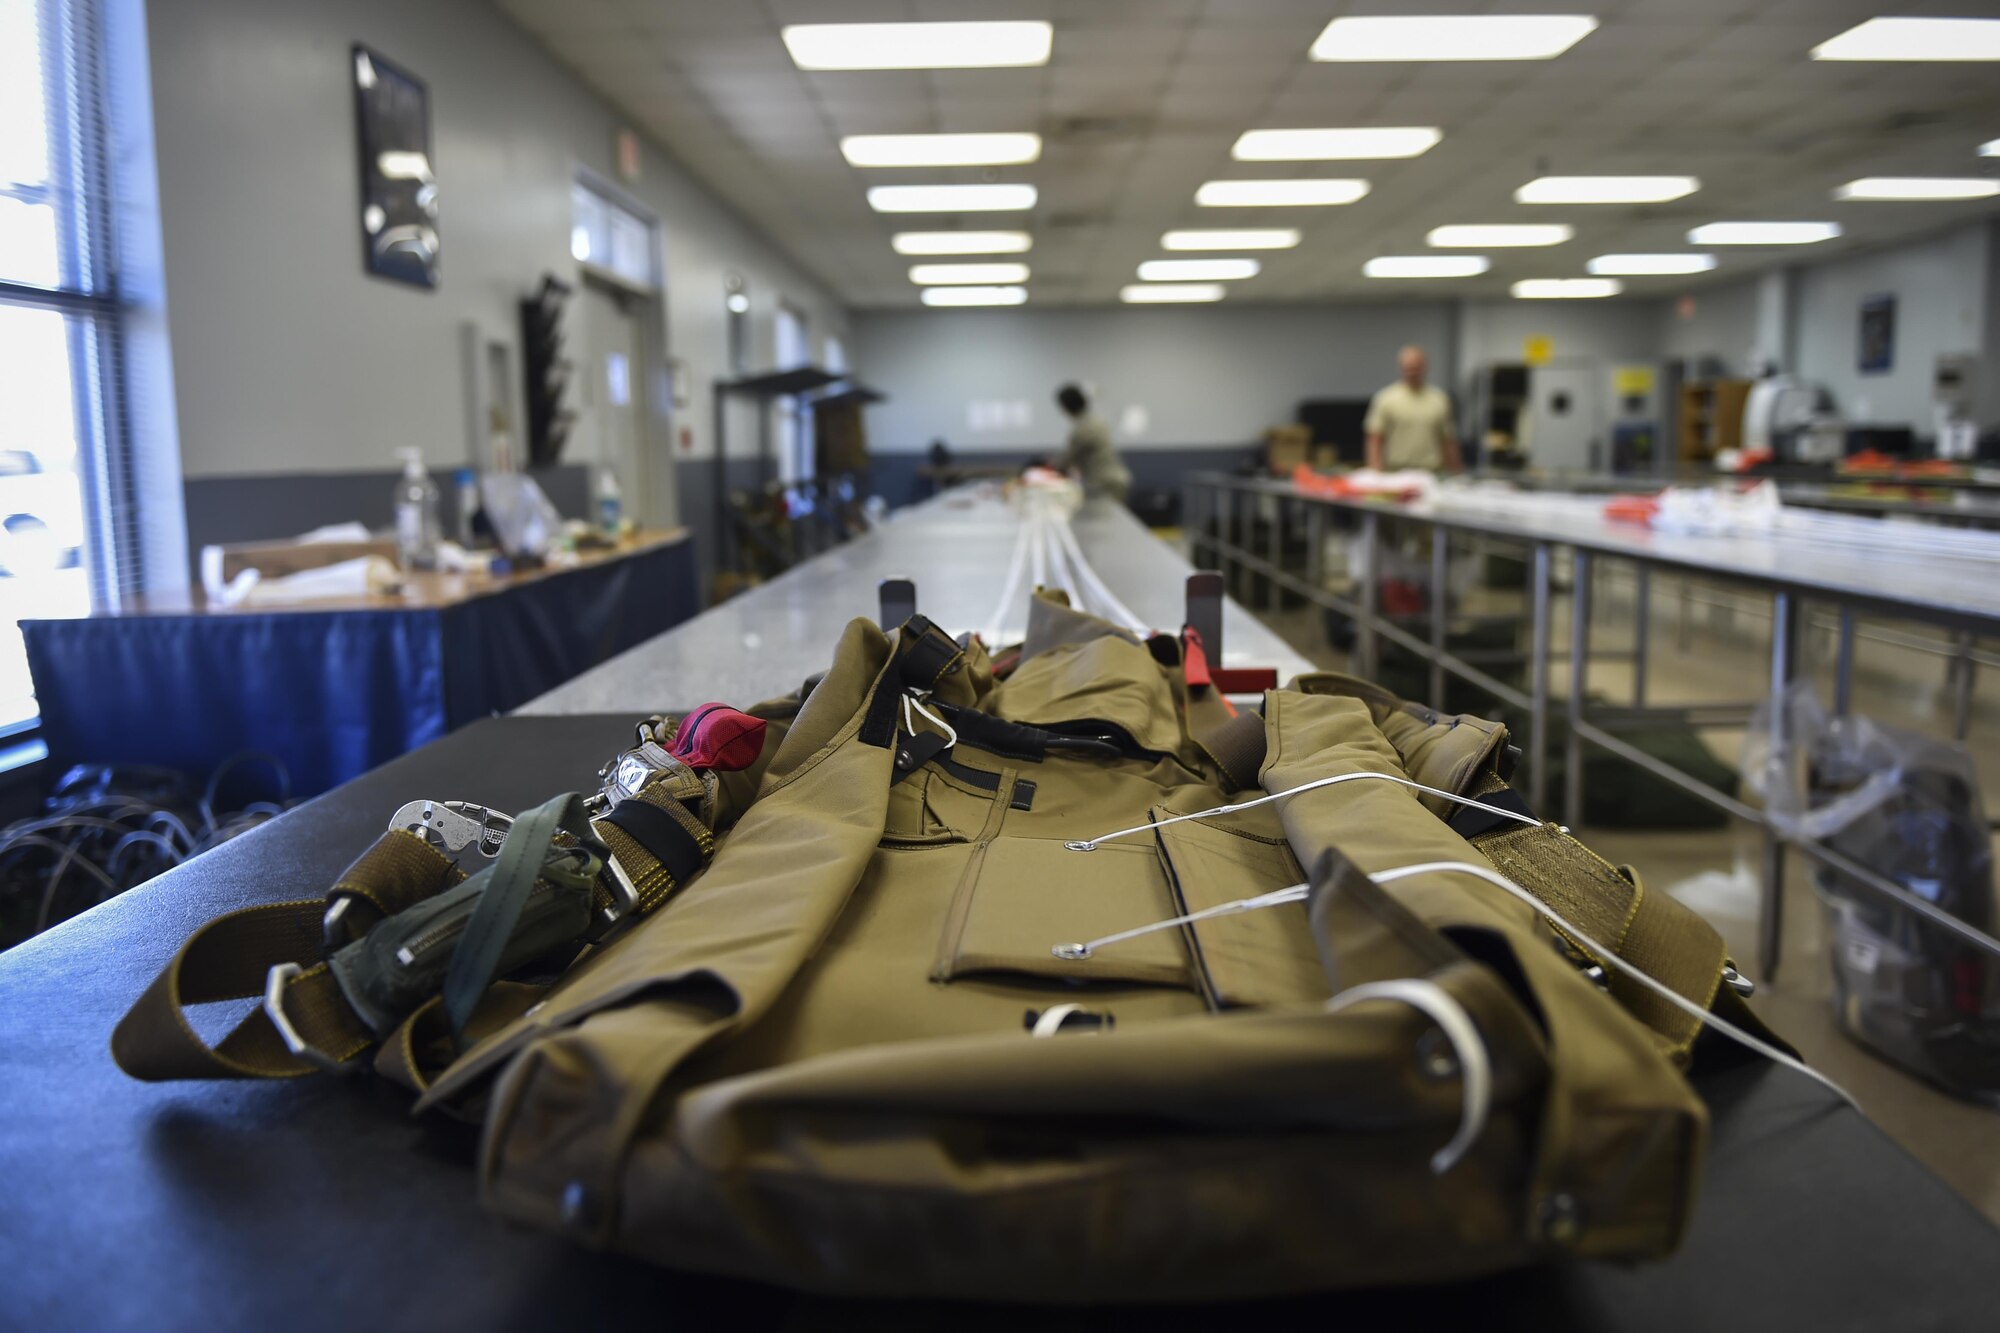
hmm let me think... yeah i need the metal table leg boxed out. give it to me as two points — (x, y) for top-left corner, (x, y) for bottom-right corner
(1952, 631), (1977, 741)
(1429, 528), (1448, 711)
(1565, 550), (1593, 831)
(1358, 510), (1381, 680)
(1529, 542), (1553, 813)
(1266, 496), (1284, 612)
(1833, 608), (1856, 717)
(1759, 590), (1800, 982)
(1631, 564), (1651, 706)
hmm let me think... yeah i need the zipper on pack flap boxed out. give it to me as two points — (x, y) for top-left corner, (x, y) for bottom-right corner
(330, 865), (595, 1035)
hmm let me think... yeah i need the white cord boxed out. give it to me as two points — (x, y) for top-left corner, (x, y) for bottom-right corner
(901, 692), (958, 751)
(1371, 862), (1861, 1113)
(1047, 861), (1860, 1142)
(1041, 506), (1083, 606)
(1063, 770), (1552, 852)
(1048, 509), (1149, 634)
(982, 515), (1033, 647)
(1325, 978), (1491, 1174)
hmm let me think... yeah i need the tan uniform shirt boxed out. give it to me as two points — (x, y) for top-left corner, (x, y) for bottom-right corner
(1364, 382), (1455, 472)
(1058, 413), (1132, 501)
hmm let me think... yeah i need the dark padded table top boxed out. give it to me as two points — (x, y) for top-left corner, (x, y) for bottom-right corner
(4, 716), (1998, 1331)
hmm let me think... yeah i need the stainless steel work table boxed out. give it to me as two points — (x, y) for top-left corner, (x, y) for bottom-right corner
(1183, 470), (2000, 984)
(522, 486), (1313, 716)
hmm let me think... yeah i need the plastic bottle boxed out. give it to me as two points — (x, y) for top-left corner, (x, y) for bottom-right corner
(454, 467), (480, 546)
(594, 464), (624, 540)
(393, 448), (442, 570)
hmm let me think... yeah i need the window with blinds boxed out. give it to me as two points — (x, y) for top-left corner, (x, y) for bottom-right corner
(0, 0), (132, 734)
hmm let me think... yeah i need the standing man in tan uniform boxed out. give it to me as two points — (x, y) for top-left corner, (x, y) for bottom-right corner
(1364, 345), (1462, 473)
(1054, 383), (1132, 503)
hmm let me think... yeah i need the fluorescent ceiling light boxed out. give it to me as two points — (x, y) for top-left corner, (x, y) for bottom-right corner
(1812, 18), (2000, 62)
(1688, 221), (1840, 245)
(1310, 15), (1597, 62)
(1232, 127), (1440, 161)
(1835, 177), (2000, 201)
(1197, 179), (1370, 207)
(1983, 140), (2000, 157)
(891, 231), (1032, 255)
(1364, 255), (1490, 278)
(1587, 253), (1717, 275)
(1120, 284), (1225, 303)
(909, 262), (1030, 285)
(1162, 228), (1299, 250)
(1427, 224), (1573, 247)
(1513, 278), (1622, 299)
(921, 286), (1027, 307)
(841, 133), (1041, 168)
(783, 21), (1053, 70)
(1516, 175), (1699, 204)
(1136, 258), (1260, 281)
(867, 184), (1036, 213)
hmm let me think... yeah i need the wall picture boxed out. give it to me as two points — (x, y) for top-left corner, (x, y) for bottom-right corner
(352, 45), (438, 288)
(1858, 294), (1895, 374)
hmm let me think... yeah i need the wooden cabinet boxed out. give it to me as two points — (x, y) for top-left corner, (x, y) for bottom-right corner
(1678, 379), (1752, 460)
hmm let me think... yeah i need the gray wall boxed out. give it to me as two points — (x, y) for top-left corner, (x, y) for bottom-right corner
(1792, 220), (1990, 429)
(851, 303), (1457, 455)
(146, 0), (848, 497)
(1455, 296), (1666, 376)
(1658, 276), (1763, 377)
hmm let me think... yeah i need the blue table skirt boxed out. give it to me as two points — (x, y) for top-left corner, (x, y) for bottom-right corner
(21, 538), (697, 797)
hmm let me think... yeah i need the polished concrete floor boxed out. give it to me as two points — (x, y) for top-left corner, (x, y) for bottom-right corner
(1239, 548), (2000, 1226)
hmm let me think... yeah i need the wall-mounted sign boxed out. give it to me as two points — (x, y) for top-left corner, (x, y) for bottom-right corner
(1858, 294), (1895, 374)
(1612, 365), (1656, 397)
(352, 46), (439, 288)
(1523, 334), (1553, 366)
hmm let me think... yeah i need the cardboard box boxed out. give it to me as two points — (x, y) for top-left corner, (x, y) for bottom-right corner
(1265, 424), (1312, 475)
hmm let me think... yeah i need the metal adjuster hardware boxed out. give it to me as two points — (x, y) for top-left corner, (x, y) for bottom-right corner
(588, 739), (679, 815)
(596, 851), (641, 929)
(262, 961), (362, 1075)
(389, 799), (512, 857)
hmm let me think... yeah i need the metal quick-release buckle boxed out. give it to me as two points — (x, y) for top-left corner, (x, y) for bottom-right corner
(262, 961), (362, 1075)
(389, 799), (512, 857)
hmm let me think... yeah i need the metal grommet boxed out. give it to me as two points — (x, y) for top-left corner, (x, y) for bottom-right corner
(1416, 1027), (1459, 1081)
(561, 1180), (596, 1231)
(1063, 841), (1096, 852)
(1536, 1192), (1584, 1245)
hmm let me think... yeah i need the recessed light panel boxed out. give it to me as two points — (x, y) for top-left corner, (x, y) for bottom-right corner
(867, 184), (1037, 213)
(1687, 222), (1840, 245)
(1513, 278), (1622, 299)
(1427, 224), (1573, 247)
(1587, 253), (1717, 275)
(1834, 177), (2000, 201)
(1812, 18), (2000, 62)
(1232, 128), (1440, 161)
(909, 262), (1030, 285)
(1162, 229), (1300, 250)
(921, 286), (1028, 307)
(1364, 256), (1490, 278)
(1310, 15), (1598, 62)
(1136, 259), (1260, 281)
(1196, 179), (1370, 207)
(1120, 284), (1226, 303)
(841, 133), (1041, 168)
(1515, 176), (1699, 204)
(891, 231), (1032, 255)
(783, 21), (1053, 70)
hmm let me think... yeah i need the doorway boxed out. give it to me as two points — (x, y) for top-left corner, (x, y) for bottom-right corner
(573, 280), (656, 521)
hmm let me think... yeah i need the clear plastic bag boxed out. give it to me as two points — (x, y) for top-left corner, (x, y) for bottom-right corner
(1744, 682), (2000, 1104)
(478, 473), (564, 560)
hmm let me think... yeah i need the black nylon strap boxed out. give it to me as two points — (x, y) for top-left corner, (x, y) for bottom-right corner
(860, 616), (966, 749)
(1447, 785), (1537, 841)
(600, 796), (709, 886)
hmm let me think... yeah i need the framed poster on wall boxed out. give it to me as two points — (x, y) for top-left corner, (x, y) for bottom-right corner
(352, 45), (439, 288)
(1858, 294), (1895, 374)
